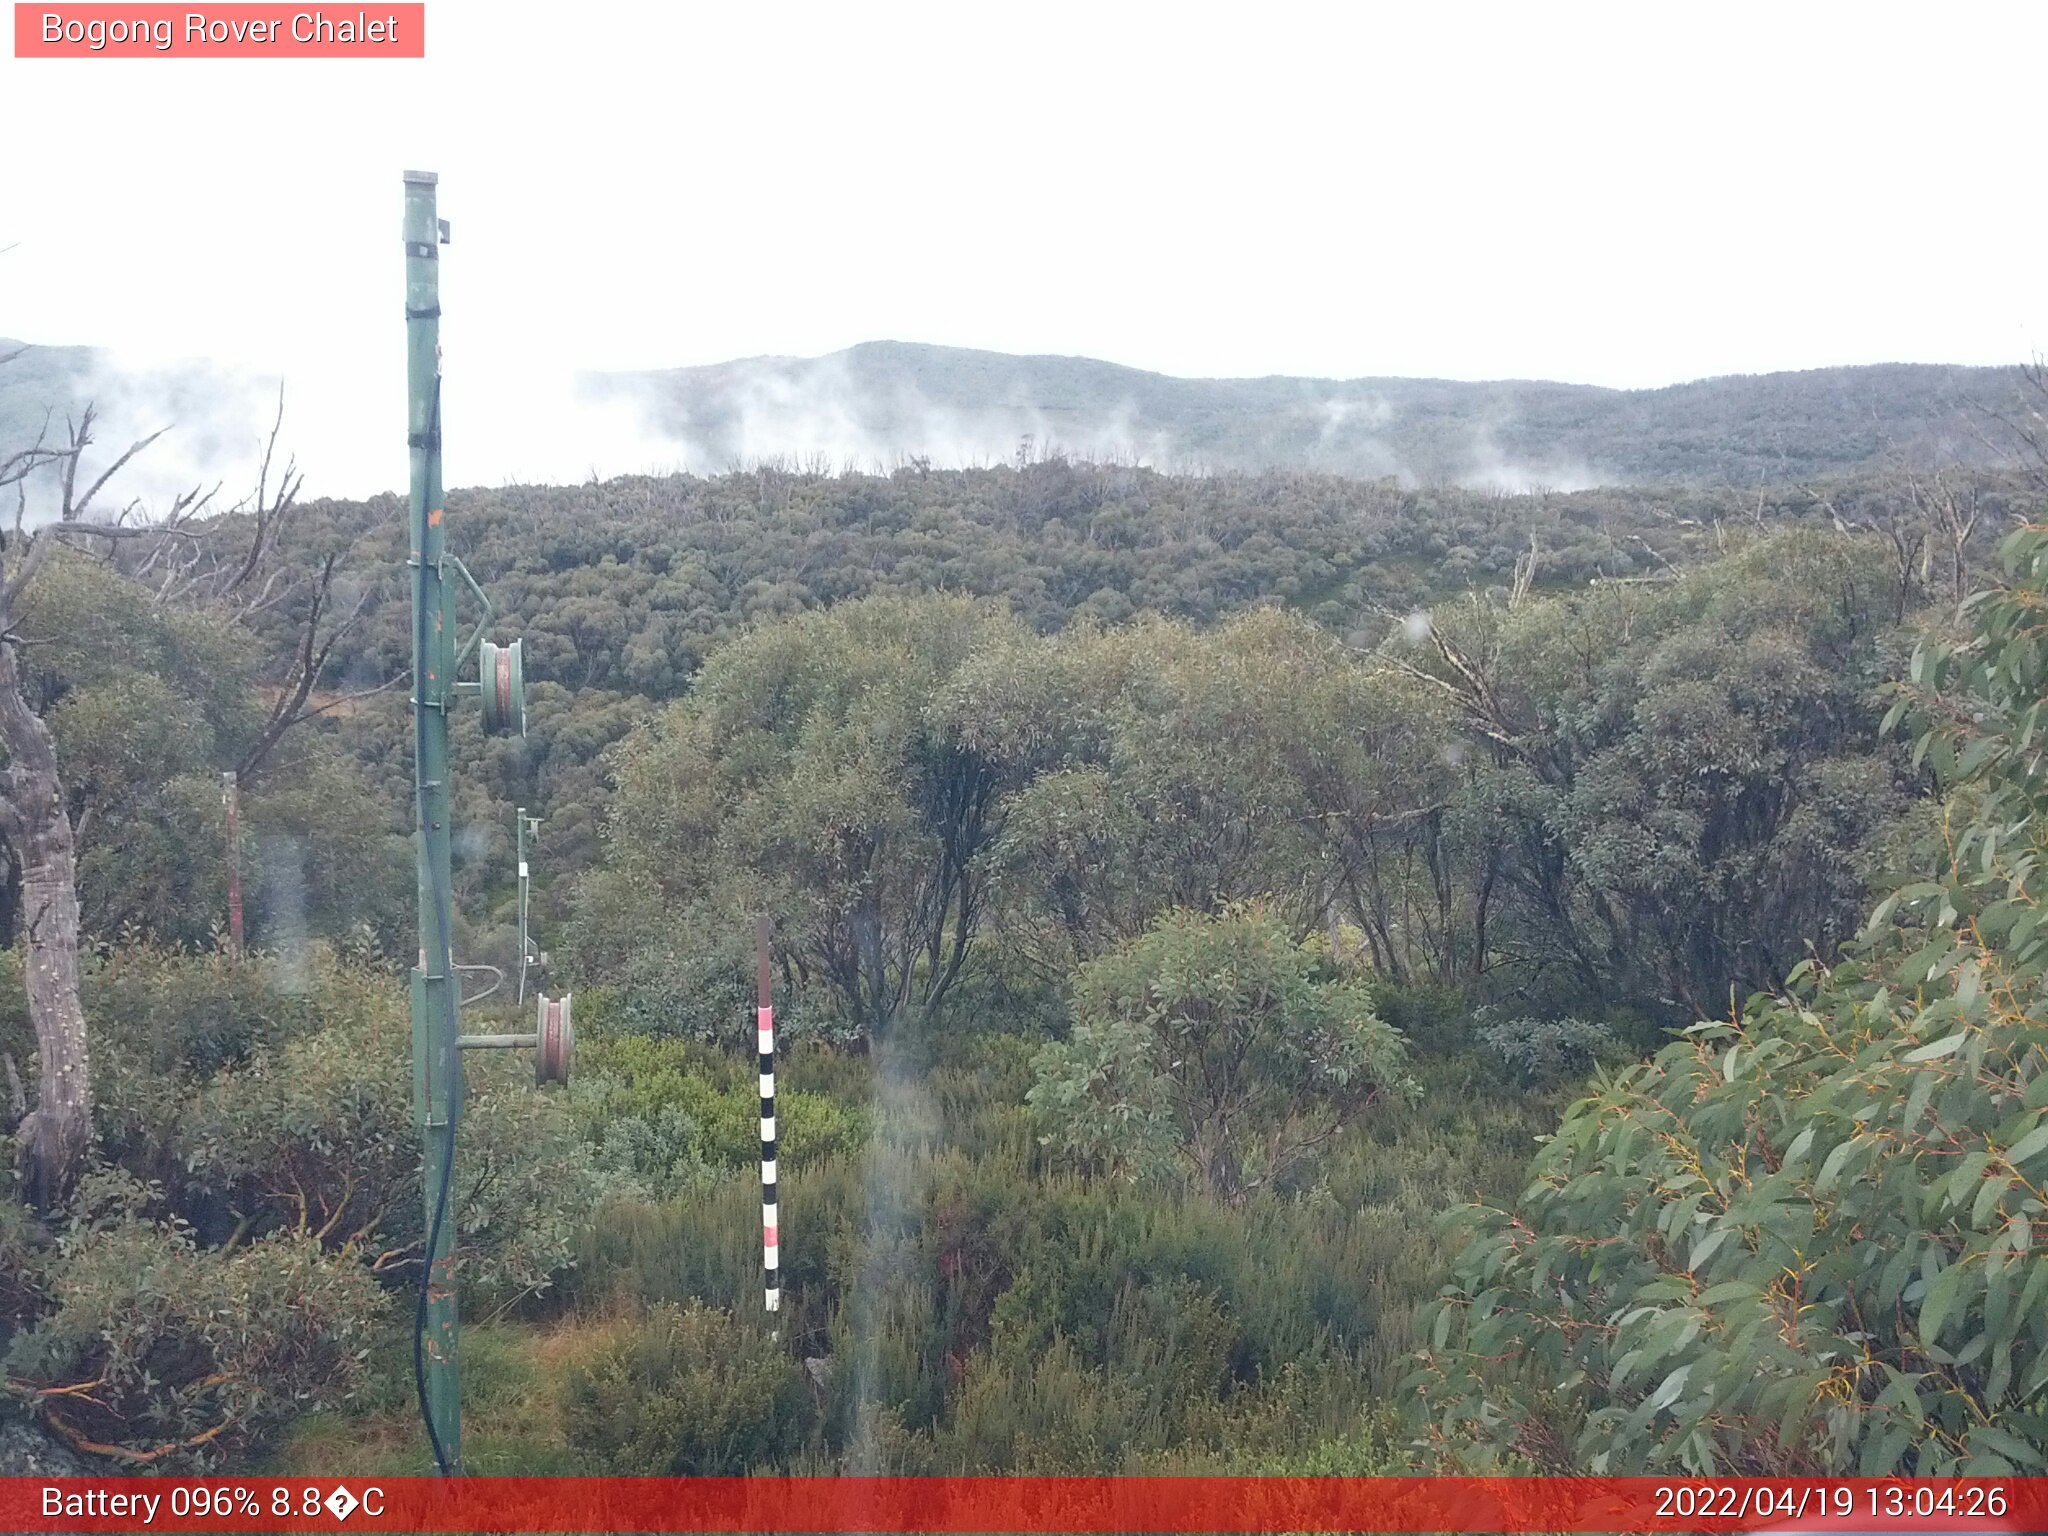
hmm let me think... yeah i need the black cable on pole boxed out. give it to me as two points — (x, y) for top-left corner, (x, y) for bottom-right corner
(414, 900), (460, 1475)
(411, 377), (459, 1477)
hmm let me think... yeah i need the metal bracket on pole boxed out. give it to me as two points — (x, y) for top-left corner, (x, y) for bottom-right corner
(454, 962), (503, 1008)
(445, 556), (526, 736)
(446, 554), (495, 674)
(459, 993), (573, 1086)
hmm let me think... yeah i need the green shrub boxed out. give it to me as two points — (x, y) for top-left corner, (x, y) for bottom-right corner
(1475, 1015), (1620, 1085)
(567, 883), (767, 1043)
(587, 1105), (720, 1190)
(1030, 905), (1416, 1199)
(572, 1035), (867, 1175)
(84, 946), (329, 1184)
(91, 945), (327, 1079)
(943, 1335), (1142, 1472)
(0, 1196), (50, 1339)
(4, 1202), (385, 1468)
(155, 976), (601, 1301)
(176, 998), (414, 1254)
(0, 950), (28, 1091)
(560, 1302), (812, 1472)
(1370, 980), (1474, 1055)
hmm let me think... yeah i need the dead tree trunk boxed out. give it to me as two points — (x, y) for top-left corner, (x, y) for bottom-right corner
(0, 641), (90, 1210)
(0, 400), (166, 1211)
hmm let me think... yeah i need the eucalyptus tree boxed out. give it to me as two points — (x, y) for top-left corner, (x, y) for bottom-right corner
(1393, 530), (1914, 1018)
(1411, 521), (2048, 1476)
(604, 592), (1039, 1044)
(978, 607), (1448, 978)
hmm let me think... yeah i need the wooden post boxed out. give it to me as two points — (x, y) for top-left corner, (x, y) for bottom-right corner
(222, 771), (243, 958)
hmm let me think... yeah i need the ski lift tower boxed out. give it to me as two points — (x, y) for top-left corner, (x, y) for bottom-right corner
(404, 169), (563, 1475)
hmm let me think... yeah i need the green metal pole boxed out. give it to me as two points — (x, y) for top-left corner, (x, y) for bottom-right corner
(404, 168), (462, 1474)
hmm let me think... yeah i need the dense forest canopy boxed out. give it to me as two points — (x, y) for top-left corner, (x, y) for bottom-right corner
(220, 455), (2020, 949)
(6, 360), (2048, 1477)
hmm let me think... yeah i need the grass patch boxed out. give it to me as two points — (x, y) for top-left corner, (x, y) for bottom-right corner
(266, 1028), (1572, 1476)
(264, 1318), (606, 1476)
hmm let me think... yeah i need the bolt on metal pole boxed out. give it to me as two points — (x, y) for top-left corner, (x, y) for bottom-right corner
(404, 168), (462, 1475)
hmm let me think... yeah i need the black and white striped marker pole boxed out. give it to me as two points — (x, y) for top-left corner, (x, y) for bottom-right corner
(757, 916), (779, 1327)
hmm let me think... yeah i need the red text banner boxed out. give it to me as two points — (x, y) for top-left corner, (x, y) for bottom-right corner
(14, 4), (424, 57)
(2, 1476), (2043, 1533)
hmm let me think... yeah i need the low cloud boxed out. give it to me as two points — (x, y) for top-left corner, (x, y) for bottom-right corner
(1457, 422), (1602, 495)
(606, 351), (1184, 475)
(7, 343), (1622, 510)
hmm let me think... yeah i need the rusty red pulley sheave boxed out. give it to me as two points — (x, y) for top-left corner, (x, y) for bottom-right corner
(536, 993), (573, 1086)
(479, 638), (525, 737)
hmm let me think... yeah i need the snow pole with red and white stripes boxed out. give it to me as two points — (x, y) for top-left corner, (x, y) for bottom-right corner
(757, 915), (780, 1326)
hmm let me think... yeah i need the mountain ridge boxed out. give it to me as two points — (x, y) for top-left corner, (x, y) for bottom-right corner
(4, 336), (2032, 493)
(651, 337), (1985, 393)
(599, 340), (2031, 489)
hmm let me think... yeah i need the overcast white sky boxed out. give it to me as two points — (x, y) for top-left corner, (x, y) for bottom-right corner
(3, 1), (2045, 491)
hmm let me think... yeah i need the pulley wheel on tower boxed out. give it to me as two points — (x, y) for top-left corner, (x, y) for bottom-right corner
(536, 993), (573, 1086)
(479, 638), (526, 736)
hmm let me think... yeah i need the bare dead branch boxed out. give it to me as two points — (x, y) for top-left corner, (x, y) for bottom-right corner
(221, 384), (301, 602)
(234, 557), (383, 781)
(60, 405), (175, 525)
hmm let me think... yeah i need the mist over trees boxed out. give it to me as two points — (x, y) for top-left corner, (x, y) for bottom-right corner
(9, 337), (2036, 495)
(627, 343), (2038, 488)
